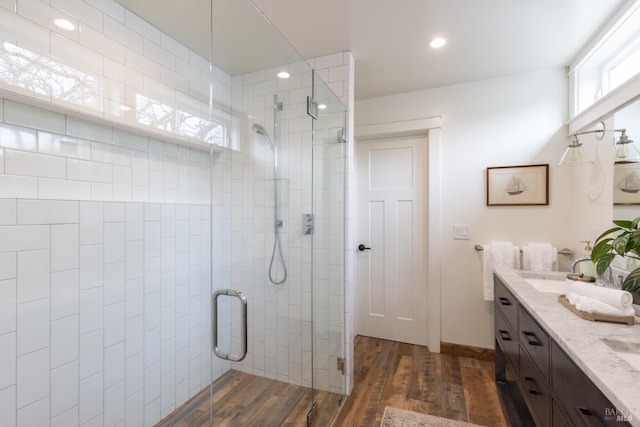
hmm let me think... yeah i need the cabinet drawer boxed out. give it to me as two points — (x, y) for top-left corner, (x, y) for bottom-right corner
(495, 276), (518, 331)
(519, 349), (551, 427)
(551, 341), (630, 427)
(519, 306), (550, 381)
(495, 308), (519, 370)
(553, 400), (572, 427)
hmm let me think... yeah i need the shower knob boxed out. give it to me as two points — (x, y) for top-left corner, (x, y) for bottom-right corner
(358, 244), (371, 252)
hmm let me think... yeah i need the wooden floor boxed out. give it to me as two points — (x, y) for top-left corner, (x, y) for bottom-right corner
(331, 336), (508, 427)
(157, 336), (507, 427)
(156, 370), (341, 427)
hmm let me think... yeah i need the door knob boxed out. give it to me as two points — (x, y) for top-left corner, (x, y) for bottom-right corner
(358, 244), (371, 252)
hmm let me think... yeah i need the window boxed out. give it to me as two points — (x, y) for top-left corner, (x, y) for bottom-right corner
(570, 0), (640, 118)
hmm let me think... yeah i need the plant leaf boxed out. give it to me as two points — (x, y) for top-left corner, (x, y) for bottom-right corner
(622, 269), (640, 293)
(595, 253), (615, 276)
(591, 240), (613, 262)
(612, 234), (630, 256)
(613, 220), (634, 229)
(632, 216), (640, 229)
(627, 230), (640, 253)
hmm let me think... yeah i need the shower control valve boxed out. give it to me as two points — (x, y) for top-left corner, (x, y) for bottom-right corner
(302, 213), (314, 235)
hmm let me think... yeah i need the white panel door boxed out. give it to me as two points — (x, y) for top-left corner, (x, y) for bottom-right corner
(356, 135), (427, 345)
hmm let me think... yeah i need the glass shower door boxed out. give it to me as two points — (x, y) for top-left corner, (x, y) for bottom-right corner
(206, 2), (347, 426)
(310, 72), (347, 425)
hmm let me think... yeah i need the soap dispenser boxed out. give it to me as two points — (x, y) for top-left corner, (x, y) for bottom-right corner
(577, 240), (597, 277)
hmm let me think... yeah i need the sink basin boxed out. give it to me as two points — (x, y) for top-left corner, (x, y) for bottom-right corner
(524, 278), (567, 294)
(601, 338), (640, 371)
(518, 271), (568, 294)
(601, 338), (640, 353)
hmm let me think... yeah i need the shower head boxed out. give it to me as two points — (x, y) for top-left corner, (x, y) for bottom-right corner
(252, 123), (266, 135)
(252, 123), (274, 147)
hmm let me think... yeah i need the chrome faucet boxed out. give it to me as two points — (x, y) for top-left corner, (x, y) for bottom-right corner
(571, 256), (617, 287)
(571, 257), (592, 273)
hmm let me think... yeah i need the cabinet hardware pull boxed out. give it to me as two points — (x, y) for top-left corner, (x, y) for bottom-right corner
(577, 407), (592, 415)
(528, 390), (542, 396)
(575, 406), (607, 424)
(498, 297), (511, 306)
(498, 330), (512, 341)
(523, 331), (543, 346)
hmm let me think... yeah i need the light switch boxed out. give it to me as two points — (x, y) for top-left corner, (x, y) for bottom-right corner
(453, 224), (470, 240)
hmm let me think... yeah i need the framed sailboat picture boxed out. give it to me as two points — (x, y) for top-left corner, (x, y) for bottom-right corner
(486, 164), (549, 206)
(614, 162), (640, 205)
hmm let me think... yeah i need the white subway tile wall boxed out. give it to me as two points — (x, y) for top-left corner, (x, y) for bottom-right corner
(0, 98), (214, 426)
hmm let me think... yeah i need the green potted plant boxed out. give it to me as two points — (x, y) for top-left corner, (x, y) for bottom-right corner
(591, 217), (640, 305)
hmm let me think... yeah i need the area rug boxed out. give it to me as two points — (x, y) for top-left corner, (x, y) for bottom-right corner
(380, 406), (482, 427)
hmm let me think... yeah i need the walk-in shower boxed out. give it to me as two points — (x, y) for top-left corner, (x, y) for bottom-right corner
(0, 0), (347, 426)
(253, 94), (288, 285)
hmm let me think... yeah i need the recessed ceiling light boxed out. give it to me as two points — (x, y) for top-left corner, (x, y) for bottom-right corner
(277, 71), (290, 79)
(429, 37), (447, 49)
(54, 18), (76, 31)
(318, 104), (327, 110)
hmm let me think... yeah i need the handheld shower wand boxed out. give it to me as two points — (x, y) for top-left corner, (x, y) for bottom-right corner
(252, 95), (287, 285)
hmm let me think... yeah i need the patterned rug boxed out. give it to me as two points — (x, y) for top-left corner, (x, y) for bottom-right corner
(380, 407), (482, 427)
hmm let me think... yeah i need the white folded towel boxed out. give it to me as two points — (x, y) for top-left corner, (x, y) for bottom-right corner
(522, 243), (557, 271)
(565, 279), (634, 309)
(567, 294), (635, 317)
(482, 241), (519, 301)
(565, 279), (635, 317)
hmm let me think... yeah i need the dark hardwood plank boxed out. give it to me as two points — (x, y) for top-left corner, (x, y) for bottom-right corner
(157, 370), (341, 427)
(332, 336), (508, 427)
(441, 353), (463, 385)
(422, 350), (443, 417)
(441, 341), (495, 361)
(407, 342), (430, 402)
(460, 357), (508, 426)
(442, 382), (468, 421)
(157, 336), (507, 427)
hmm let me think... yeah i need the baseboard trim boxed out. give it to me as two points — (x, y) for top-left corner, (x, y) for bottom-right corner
(440, 342), (495, 361)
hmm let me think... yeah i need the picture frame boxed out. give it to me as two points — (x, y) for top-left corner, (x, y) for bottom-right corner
(486, 164), (549, 206)
(613, 162), (640, 205)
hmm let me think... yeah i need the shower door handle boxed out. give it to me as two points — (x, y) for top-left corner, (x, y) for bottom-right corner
(212, 289), (248, 362)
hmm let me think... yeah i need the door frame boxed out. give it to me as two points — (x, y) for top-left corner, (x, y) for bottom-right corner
(354, 116), (442, 353)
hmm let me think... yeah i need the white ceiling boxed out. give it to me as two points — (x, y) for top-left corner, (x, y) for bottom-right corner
(117, 0), (624, 100)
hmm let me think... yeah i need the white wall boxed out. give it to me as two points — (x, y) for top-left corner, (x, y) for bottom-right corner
(355, 69), (590, 349)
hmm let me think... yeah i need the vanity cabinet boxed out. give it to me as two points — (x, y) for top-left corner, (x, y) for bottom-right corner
(518, 348), (551, 426)
(551, 341), (625, 427)
(519, 306), (550, 382)
(494, 275), (630, 427)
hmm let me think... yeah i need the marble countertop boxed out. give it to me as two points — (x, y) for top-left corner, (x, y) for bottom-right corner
(495, 269), (640, 426)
